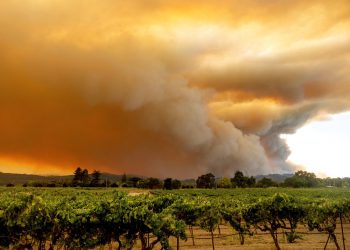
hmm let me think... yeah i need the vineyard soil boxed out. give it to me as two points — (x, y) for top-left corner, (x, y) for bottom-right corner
(93, 223), (348, 249)
(159, 224), (348, 249)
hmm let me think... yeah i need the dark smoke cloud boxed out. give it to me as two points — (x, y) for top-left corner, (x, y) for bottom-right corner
(0, 0), (349, 177)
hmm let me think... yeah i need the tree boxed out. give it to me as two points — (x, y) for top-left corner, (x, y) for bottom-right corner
(121, 173), (127, 183)
(148, 178), (161, 189)
(247, 176), (256, 187)
(256, 177), (277, 188)
(136, 179), (148, 189)
(172, 179), (182, 189)
(231, 171), (255, 188)
(162, 178), (181, 190)
(128, 177), (142, 187)
(137, 178), (162, 189)
(217, 178), (231, 188)
(73, 167), (83, 184)
(231, 171), (245, 188)
(102, 179), (111, 187)
(196, 173), (215, 189)
(90, 170), (101, 187)
(73, 167), (90, 186)
(283, 170), (319, 188)
(81, 169), (90, 186)
(111, 182), (119, 187)
(163, 178), (173, 190)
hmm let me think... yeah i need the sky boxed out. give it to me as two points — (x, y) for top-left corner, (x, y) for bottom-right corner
(0, 0), (350, 178)
(283, 112), (350, 178)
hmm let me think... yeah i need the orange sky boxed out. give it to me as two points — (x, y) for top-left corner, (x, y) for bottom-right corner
(0, 0), (350, 178)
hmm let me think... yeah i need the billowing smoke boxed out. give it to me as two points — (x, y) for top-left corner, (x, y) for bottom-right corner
(0, 0), (349, 177)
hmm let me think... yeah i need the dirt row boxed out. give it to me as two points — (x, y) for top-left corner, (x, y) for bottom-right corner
(132, 223), (350, 250)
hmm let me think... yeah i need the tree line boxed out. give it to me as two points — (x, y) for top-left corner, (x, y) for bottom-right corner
(5, 168), (350, 188)
(197, 170), (350, 188)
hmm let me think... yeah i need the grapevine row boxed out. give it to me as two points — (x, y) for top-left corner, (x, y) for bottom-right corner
(0, 189), (350, 250)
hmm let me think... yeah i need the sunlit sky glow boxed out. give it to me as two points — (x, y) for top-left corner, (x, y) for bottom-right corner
(283, 112), (350, 178)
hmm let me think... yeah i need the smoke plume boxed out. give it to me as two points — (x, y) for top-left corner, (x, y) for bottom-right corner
(0, 0), (349, 177)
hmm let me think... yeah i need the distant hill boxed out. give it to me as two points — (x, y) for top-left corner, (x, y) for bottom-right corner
(0, 172), (135, 185)
(0, 172), (71, 185)
(255, 173), (294, 183)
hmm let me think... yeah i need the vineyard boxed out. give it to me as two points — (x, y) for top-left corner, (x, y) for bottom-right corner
(1, 188), (350, 249)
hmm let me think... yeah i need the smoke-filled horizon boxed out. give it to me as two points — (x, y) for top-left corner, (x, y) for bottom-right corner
(1, 0), (350, 178)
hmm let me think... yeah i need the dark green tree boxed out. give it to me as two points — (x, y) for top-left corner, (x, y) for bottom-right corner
(110, 182), (119, 187)
(136, 179), (148, 188)
(172, 179), (182, 189)
(121, 173), (127, 183)
(163, 178), (173, 190)
(231, 171), (255, 188)
(217, 177), (232, 188)
(147, 178), (161, 189)
(196, 173), (215, 188)
(231, 171), (245, 187)
(72, 167), (90, 186)
(256, 177), (277, 188)
(247, 176), (256, 187)
(81, 169), (90, 186)
(283, 170), (319, 188)
(90, 170), (101, 187)
(73, 167), (83, 184)
(128, 177), (142, 187)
